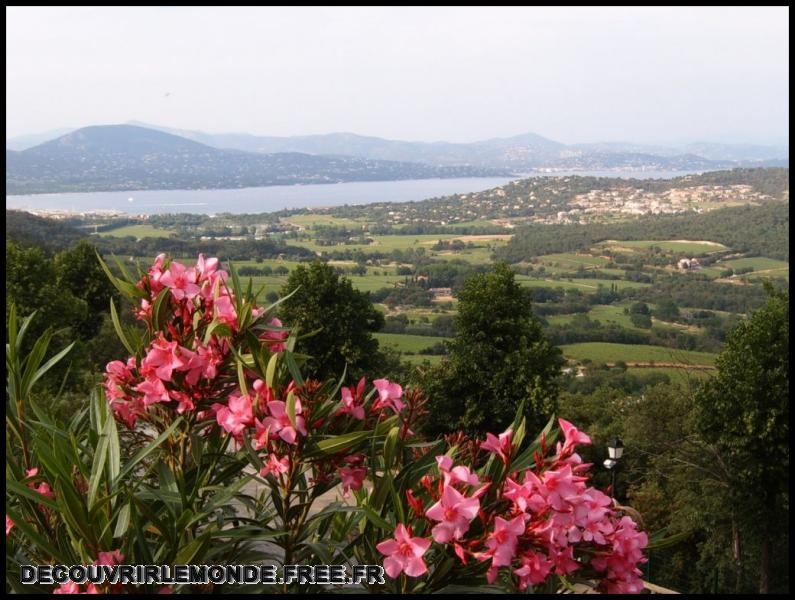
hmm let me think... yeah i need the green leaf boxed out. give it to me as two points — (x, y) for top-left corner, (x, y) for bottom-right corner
(174, 533), (211, 564)
(265, 352), (279, 390)
(113, 502), (131, 539)
(383, 426), (400, 469)
(151, 287), (172, 332)
(96, 250), (147, 299)
(6, 479), (60, 511)
(236, 359), (248, 395)
(6, 507), (72, 564)
(361, 505), (391, 530)
(116, 418), (182, 483)
(284, 351), (304, 386)
(286, 390), (297, 429)
(87, 418), (111, 510)
(314, 430), (372, 455)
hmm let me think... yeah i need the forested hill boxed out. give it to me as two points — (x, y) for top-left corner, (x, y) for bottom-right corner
(496, 201), (790, 262)
(6, 125), (509, 194)
(5, 210), (86, 251)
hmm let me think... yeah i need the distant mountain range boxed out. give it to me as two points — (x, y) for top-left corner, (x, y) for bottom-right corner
(5, 123), (788, 194)
(5, 125), (508, 194)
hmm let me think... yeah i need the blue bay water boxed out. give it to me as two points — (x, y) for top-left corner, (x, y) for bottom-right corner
(6, 171), (699, 216)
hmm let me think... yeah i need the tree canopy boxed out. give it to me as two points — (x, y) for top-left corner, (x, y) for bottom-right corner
(278, 261), (385, 381)
(422, 262), (563, 435)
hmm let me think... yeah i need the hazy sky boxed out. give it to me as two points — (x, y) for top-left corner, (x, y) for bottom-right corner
(5, 6), (789, 144)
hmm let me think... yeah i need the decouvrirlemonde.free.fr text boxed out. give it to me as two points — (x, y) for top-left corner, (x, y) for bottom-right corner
(21, 564), (386, 586)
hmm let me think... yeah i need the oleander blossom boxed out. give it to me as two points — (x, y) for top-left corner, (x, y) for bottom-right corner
(102, 254), (248, 429)
(93, 254), (647, 594)
(376, 418), (648, 593)
(372, 378), (405, 414)
(376, 524), (431, 578)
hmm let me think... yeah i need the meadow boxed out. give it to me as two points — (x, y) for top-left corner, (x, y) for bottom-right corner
(373, 332), (451, 353)
(99, 224), (175, 238)
(559, 342), (718, 366)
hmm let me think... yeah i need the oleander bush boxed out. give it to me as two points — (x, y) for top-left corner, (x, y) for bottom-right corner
(6, 254), (656, 594)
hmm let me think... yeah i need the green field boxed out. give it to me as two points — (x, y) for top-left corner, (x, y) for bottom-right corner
(517, 277), (650, 292)
(287, 234), (460, 254)
(286, 234), (508, 263)
(535, 253), (610, 270)
(374, 332), (450, 353)
(720, 256), (789, 280)
(100, 224), (174, 238)
(596, 239), (729, 254)
(720, 256), (789, 270)
(431, 244), (504, 264)
(546, 304), (651, 331)
(284, 214), (365, 228)
(442, 219), (507, 230)
(560, 342), (717, 366)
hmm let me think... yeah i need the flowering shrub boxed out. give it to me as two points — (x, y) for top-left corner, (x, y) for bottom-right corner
(6, 254), (652, 594)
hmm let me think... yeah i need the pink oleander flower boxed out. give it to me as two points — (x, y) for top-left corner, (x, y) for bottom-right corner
(159, 261), (200, 301)
(436, 455), (453, 472)
(146, 253), (167, 295)
(25, 470), (55, 500)
(212, 392), (254, 437)
(168, 390), (195, 414)
(338, 466), (367, 496)
(134, 376), (171, 407)
(54, 582), (99, 594)
(338, 377), (366, 420)
(514, 551), (554, 590)
(193, 341), (224, 382)
(435, 455), (480, 487)
(261, 399), (307, 445)
(557, 418), (591, 455)
(503, 473), (547, 515)
(550, 546), (580, 575)
(214, 295), (238, 328)
(376, 524), (431, 578)
(592, 516), (648, 594)
(94, 550), (124, 566)
(109, 396), (145, 429)
(140, 336), (186, 382)
(252, 418), (270, 450)
(105, 360), (134, 384)
(542, 465), (586, 511)
(372, 379), (405, 414)
(260, 318), (288, 352)
(483, 515), (525, 567)
(195, 254), (219, 281)
(260, 454), (290, 478)
(6, 514), (14, 536)
(425, 483), (481, 543)
(480, 429), (513, 464)
(34, 482), (55, 500)
(570, 488), (614, 544)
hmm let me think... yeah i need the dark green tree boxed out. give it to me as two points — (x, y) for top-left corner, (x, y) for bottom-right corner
(278, 261), (385, 381)
(5, 241), (88, 344)
(422, 262), (563, 436)
(693, 285), (789, 593)
(53, 240), (119, 338)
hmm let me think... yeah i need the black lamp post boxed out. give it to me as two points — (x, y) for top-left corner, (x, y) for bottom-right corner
(603, 437), (624, 497)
